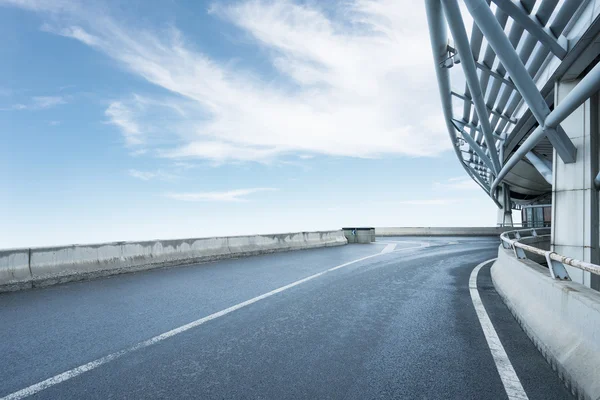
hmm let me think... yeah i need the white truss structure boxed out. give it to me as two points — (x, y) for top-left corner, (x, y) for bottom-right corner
(426, 0), (600, 208)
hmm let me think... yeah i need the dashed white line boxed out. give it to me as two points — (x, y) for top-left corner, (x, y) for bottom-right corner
(470, 259), (529, 400)
(1, 242), (427, 400)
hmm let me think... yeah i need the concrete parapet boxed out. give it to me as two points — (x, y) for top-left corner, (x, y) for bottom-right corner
(492, 246), (600, 400)
(0, 231), (347, 293)
(0, 249), (32, 291)
(375, 227), (512, 236)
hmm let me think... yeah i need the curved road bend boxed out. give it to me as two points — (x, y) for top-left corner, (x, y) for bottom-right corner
(0, 237), (573, 399)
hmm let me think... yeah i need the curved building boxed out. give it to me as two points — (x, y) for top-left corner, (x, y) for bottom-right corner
(426, 0), (600, 288)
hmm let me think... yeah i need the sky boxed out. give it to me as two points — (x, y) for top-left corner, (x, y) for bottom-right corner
(0, 0), (510, 248)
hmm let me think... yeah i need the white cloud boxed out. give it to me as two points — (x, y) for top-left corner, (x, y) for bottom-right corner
(396, 199), (460, 205)
(128, 169), (179, 182)
(105, 101), (143, 146)
(43, 24), (103, 46)
(171, 161), (197, 170)
(32, 96), (66, 108)
(1, 0), (451, 163)
(129, 148), (148, 157)
(165, 188), (277, 202)
(1, 95), (66, 111)
(434, 177), (479, 191)
(162, 141), (282, 164)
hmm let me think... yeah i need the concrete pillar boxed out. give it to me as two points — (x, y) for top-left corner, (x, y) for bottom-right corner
(496, 183), (514, 227)
(552, 80), (600, 290)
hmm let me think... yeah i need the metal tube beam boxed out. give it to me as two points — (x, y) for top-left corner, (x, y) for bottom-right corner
(536, 0), (560, 26)
(442, 0), (501, 174)
(451, 121), (496, 171)
(485, 78), (503, 108)
(483, 14), (525, 129)
(525, 151), (553, 184)
(488, 32), (536, 132)
(520, 0), (535, 13)
(425, 0), (501, 207)
(463, 0), (577, 164)
(549, 0), (583, 37)
(463, 161), (503, 208)
(425, 0), (455, 140)
(453, 118), (503, 139)
(490, 0), (567, 59)
(491, 59), (600, 194)
(451, 91), (517, 124)
(546, 67), (600, 127)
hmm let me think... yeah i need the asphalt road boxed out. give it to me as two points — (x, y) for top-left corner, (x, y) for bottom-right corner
(0, 237), (573, 399)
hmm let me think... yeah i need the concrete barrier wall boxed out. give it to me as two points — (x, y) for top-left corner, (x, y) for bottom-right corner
(375, 227), (512, 236)
(0, 231), (347, 293)
(492, 246), (600, 400)
(0, 249), (32, 291)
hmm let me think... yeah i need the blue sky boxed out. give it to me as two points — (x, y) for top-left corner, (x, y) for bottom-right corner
(1, 0), (507, 248)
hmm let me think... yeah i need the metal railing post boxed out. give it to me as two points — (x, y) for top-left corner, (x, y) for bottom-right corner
(545, 252), (572, 280)
(500, 228), (600, 280)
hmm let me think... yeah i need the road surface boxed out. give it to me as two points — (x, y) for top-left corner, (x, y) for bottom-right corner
(0, 237), (573, 399)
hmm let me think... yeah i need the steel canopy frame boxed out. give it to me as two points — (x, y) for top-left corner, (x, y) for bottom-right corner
(525, 151), (553, 184)
(491, 59), (600, 194)
(452, 120), (496, 171)
(425, 0), (596, 209)
(442, 0), (502, 174)
(464, 0), (577, 166)
(425, 0), (502, 208)
(490, 0), (567, 59)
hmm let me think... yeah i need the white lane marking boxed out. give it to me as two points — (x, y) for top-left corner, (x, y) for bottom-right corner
(470, 259), (529, 400)
(2, 242), (427, 400)
(381, 243), (397, 253)
(375, 240), (424, 245)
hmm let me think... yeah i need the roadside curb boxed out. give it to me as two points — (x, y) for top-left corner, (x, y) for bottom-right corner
(492, 246), (600, 400)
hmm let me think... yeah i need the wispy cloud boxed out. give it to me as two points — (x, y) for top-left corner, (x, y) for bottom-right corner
(171, 161), (198, 170)
(129, 148), (148, 157)
(105, 101), (143, 146)
(165, 188), (277, 202)
(58, 84), (76, 92)
(396, 199), (460, 206)
(1, 95), (66, 111)
(32, 96), (66, 108)
(434, 177), (479, 191)
(128, 169), (179, 182)
(0, 0), (450, 163)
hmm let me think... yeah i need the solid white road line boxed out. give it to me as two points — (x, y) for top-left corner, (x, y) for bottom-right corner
(2, 242), (427, 400)
(381, 243), (397, 253)
(470, 259), (529, 400)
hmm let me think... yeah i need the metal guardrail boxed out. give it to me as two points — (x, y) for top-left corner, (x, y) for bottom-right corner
(497, 222), (550, 228)
(500, 228), (600, 280)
